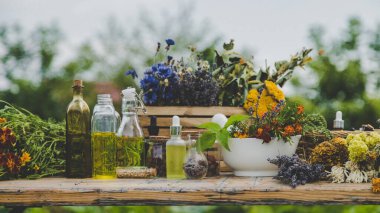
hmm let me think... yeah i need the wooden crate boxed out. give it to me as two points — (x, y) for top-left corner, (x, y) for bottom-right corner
(138, 106), (246, 137)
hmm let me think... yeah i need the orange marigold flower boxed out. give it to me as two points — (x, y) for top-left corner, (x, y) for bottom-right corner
(284, 125), (295, 135)
(257, 128), (264, 137)
(20, 152), (31, 166)
(297, 105), (304, 114)
(295, 124), (303, 134)
(0, 118), (6, 123)
(6, 154), (19, 174)
(372, 178), (380, 193)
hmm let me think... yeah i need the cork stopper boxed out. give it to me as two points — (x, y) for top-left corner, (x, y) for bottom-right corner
(72, 80), (84, 88)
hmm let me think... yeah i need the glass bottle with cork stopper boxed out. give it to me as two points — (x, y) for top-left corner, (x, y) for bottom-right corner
(66, 80), (92, 178)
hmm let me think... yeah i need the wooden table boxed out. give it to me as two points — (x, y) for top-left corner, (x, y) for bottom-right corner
(0, 176), (378, 206)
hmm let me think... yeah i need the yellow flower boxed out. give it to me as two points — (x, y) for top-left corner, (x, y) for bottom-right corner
(234, 132), (248, 139)
(265, 80), (285, 101)
(20, 152), (31, 166)
(243, 89), (259, 112)
(0, 118), (7, 123)
(34, 164), (40, 171)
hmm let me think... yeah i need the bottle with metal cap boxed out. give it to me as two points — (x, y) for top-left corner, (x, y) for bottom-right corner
(116, 87), (146, 167)
(91, 93), (118, 179)
(333, 111), (344, 130)
(166, 116), (187, 179)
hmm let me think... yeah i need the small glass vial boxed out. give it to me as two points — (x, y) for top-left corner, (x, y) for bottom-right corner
(116, 167), (157, 178)
(183, 139), (208, 179)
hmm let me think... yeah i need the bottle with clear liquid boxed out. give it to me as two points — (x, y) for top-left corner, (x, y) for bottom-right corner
(91, 94), (118, 179)
(116, 88), (146, 167)
(66, 80), (92, 178)
(93, 94), (121, 129)
(166, 116), (186, 179)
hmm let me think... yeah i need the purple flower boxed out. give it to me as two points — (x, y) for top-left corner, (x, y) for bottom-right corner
(125, 70), (138, 79)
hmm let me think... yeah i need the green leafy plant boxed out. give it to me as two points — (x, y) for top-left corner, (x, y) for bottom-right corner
(212, 39), (312, 106)
(197, 114), (249, 151)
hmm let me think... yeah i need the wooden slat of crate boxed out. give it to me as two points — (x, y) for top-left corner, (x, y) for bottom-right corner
(139, 106), (246, 138)
(140, 106), (246, 117)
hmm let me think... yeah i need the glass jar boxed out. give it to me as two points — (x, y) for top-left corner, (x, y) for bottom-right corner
(91, 95), (118, 179)
(204, 143), (221, 177)
(183, 140), (208, 179)
(145, 136), (167, 177)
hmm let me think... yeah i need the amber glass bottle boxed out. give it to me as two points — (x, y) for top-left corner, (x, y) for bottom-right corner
(66, 80), (92, 178)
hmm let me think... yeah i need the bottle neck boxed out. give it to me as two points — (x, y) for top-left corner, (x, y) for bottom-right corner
(122, 98), (137, 115)
(72, 86), (83, 99)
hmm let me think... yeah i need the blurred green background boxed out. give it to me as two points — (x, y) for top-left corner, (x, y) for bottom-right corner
(1, 1), (380, 212)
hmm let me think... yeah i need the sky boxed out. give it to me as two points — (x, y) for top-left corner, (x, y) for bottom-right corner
(0, 0), (380, 90)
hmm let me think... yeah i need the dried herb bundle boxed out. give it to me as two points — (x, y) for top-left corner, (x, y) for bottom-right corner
(268, 154), (325, 188)
(0, 101), (65, 179)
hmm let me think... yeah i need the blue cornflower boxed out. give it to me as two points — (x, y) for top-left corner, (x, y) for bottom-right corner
(125, 70), (138, 79)
(165, 39), (175, 46)
(140, 73), (159, 105)
(155, 63), (174, 79)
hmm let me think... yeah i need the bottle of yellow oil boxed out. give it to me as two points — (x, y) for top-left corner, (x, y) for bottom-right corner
(166, 116), (186, 179)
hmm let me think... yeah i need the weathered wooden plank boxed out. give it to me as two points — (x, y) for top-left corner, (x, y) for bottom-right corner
(140, 116), (210, 128)
(139, 106), (246, 116)
(0, 177), (377, 206)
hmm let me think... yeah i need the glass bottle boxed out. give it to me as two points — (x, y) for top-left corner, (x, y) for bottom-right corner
(66, 80), (92, 178)
(91, 94), (118, 179)
(145, 136), (167, 177)
(183, 136), (208, 179)
(166, 116), (186, 179)
(116, 88), (145, 167)
(93, 94), (121, 129)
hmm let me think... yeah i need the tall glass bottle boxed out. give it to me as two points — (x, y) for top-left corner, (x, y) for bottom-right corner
(66, 80), (92, 178)
(91, 94), (118, 179)
(116, 88), (145, 167)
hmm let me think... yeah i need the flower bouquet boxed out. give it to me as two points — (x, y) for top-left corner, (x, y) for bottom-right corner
(129, 39), (312, 107)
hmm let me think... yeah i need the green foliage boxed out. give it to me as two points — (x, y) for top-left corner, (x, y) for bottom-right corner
(292, 17), (380, 129)
(212, 40), (311, 106)
(197, 114), (249, 151)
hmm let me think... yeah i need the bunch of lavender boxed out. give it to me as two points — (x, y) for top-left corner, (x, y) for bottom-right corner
(268, 154), (325, 188)
(178, 60), (219, 106)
